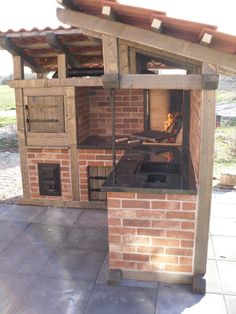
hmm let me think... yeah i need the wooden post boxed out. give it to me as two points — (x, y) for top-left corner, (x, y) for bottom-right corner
(57, 53), (67, 78)
(129, 47), (136, 74)
(15, 88), (30, 199)
(67, 87), (79, 200)
(13, 56), (24, 80)
(102, 34), (119, 74)
(118, 42), (129, 74)
(193, 64), (216, 293)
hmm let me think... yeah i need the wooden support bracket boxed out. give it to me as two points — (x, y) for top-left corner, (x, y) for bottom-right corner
(0, 36), (45, 73)
(101, 74), (119, 89)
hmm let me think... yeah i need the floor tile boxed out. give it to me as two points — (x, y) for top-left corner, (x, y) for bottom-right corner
(77, 210), (108, 229)
(0, 242), (10, 254)
(36, 207), (83, 227)
(156, 284), (227, 314)
(0, 205), (46, 222)
(0, 243), (54, 275)
(205, 260), (221, 294)
(18, 277), (93, 314)
(0, 203), (10, 215)
(212, 235), (236, 261)
(85, 284), (156, 314)
(60, 227), (108, 252)
(0, 220), (29, 243)
(211, 202), (236, 219)
(96, 254), (108, 284)
(207, 236), (215, 259)
(225, 295), (236, 314)
(40, 248), (106, 282)
(0, 273), (36, 314)
(210, 217), (236, 236)
(13, 223), (70, 247)
(217, 261), (236, 295)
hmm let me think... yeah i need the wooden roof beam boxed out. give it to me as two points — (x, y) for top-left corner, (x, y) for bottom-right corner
(56, 0), (76, 10)
(46, 32), (80, 68)
(151, 18), (163, 33)
(0, 36), (45, 73)
(102, 5), (116, 20)
(56, 8), (236, 74)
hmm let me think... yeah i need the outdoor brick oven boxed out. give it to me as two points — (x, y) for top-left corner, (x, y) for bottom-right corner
(3, 0), (236, 293)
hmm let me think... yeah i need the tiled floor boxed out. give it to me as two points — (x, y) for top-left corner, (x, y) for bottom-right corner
(0, 189), (235, 314)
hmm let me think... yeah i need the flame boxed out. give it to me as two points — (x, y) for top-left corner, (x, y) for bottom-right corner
(163, 113), (174, 132)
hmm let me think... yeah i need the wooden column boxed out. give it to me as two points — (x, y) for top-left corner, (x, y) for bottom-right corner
(13, 56), (24, 80)
(193, 64), (216, 293)
(102, 34), (119, 74)
(57, 54), (67, 78)
(129, 47), (136, 74)
(67, 87), (79, 200)
(118, 42), (129, 74)
(15, 88), (30, 199)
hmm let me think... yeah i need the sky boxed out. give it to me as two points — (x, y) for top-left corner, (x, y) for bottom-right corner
(0, 0), (236, 75)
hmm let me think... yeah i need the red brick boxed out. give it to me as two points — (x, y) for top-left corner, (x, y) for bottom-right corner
(166, 231), (194, 240)
(136, 210), (164, 219)
(152, 238), (180, 247)
(152, 201), (180, 210)
(123, 253), (149, 262)
(27, 148), (43, 153)
(166, 248), (193, 256)
(137, 262), (164, 272)
(182, 202), (196, 211)
(181, 240), (194, 248)
(109, 252), (121, 260)
(109, 227), (135, 235)
(151, 221), (180, 229)
(123, 219), (150, 228)
(167, 194), (196, 201)
(137, 246), (164, 254)
(122, 200), (150, 209)
(110, 260), (136, 270)
(107, 199), (120, 208)
(151, 255), (178, 264)
(108, 218), (121, 226)
(179, 257), (193, 265)
(122, 235), (150, 245)
(137, 193), (165, 200)
(109, 209), (136, 219)
(181, 222), (195, 230)
(165, 264), (192, 273)
(108, 192), (135, 199)
(137, 229), (165, 237)
(166, 212), (195, 220)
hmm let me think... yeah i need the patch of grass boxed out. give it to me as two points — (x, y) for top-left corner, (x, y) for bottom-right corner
(214, 121), (236, 178)
(216, 91), (236, 103)
(0, 85), (15, 111)
(0, 116), (16, 127)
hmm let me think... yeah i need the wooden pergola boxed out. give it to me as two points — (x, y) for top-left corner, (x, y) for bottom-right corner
(1, 0), (236, 292)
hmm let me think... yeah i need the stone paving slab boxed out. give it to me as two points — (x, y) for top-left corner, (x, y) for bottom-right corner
(40, 248), (106, 282)
(212, 235), (236, 261)
(18, 277), (94, 314)
(35, 207), (84, 227)
(84, 284), (157, 314)
(225, 295), (236, 314)
(156, 283), (227, 314)
(0, 204), (47, 223)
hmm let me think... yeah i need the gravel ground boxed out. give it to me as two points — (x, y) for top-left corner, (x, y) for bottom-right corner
(0, 124), (22, 202)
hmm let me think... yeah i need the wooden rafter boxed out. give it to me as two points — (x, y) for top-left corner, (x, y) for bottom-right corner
(46, 32), (80, 68)
(0, 36), (45, 73)
(57, 8), (236, 74)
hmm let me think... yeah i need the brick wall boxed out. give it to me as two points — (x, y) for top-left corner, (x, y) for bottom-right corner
(190, 90), (202, 183)
(107, 192), (197, 275)
(89, 88), (144, 136)
(27, 148), (73, 201)
(76, 87), (90, 144)
(78, 149), (124, 201)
